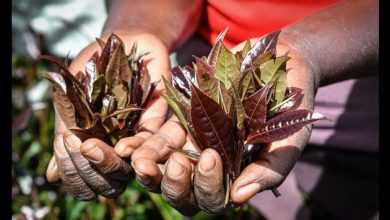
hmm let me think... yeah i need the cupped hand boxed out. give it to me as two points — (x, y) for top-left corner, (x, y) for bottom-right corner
(45, 31), (171, 200)
(129, 38), (317, 215)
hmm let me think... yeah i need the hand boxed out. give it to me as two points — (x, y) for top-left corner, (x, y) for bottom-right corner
(45, 31), (171, 200)
(129, 39), (316, 215)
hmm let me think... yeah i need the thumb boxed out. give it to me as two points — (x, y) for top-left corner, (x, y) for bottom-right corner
(230, 141), (302, 204)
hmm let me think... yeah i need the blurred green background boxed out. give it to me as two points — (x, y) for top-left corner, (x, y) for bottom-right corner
(12, 0), (264, 219)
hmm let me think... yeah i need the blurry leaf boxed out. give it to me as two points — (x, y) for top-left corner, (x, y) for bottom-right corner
(243, 84), (272, 130)
(21, 140), (41, 166)
(240, 30), (280, 72)
(246, 110), (328, 144)
(12, 107), (32, 140)
(215, 44), (239, 90)
(195, 57), (219, 102)
(260, 56), (289, 84)
(207, 27), (228, 66)
(67, 200), (88, 220)
(191, 85), (235, 176)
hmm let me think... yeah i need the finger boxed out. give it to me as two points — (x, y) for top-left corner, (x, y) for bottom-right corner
(230, 139), (303, 204)
(63, 132), (126, 198)
(132, 116), (187, 162)
(81, 138), (133, 181)
(114, 135), (145, 158)
(131, 116), (187, 188)
(194, 149), (225, 213)
(131, 157), (163, 193)
(136, 97), (169, 138)
(46, 156), (60, 183)
(54, 136), (96, 200)
(161, 152), (199, 216)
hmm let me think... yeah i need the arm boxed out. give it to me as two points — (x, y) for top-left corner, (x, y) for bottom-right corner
(46, 0), (204, 200)
(129, 0), (378, 214)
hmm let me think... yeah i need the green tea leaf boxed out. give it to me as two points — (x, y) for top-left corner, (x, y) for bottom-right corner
(207, 27), (228, 66)
(260, 56), (289, 84)
(112, 85), (128, 109)
(241, 40), (252, 58)
(271, 70), (287, 109)
(162, 95), (189, 131)
(216, 44), (240, 90)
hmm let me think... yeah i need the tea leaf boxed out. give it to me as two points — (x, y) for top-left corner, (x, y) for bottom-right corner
(274, 87), (304, 114)
(243, 84), (272, 130)
(191, 85), (235, 175)
(112, 85), (128, 109)
(70, 118), (111, 144)
(162, 95), (189, 132)
(216, 44), (239, 90)
(218, 81), (233, 116)
(241, 40), (252, 58)
(171, 66), (192, 98)
(207, 27), (228, 66)
(44, 73), (77, 128)
(91, 75), (106, 108)
(272, 70), (287, 109)
(98, 34), (119, 75)
(246, 110), (328, 144)
(38, 55), (92, 127)
(240, 30), (280, 72)
(260, 56), (289, 84)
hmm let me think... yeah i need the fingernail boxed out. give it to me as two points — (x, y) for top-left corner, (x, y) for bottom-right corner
(82, 142), (104, 163)
(167, 156), (186, 179)
(236, 183), (261, 198)
(199, 151), (216, 174)
(63, 134), (82, 151)
(131, 161), (152, 185)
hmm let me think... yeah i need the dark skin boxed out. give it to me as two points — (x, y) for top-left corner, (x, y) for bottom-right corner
(46, 0), (378, 215)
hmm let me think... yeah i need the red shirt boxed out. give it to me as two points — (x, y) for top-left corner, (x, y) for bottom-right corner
(196, 0), (342, 48)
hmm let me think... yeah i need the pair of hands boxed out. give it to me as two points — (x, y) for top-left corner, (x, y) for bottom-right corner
(46, 31), (315, 215)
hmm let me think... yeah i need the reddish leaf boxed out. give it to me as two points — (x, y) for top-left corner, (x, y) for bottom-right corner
(246, 110), (327, 144)
(194, 56), (216, 76)
(275, 87), (304, 114)
(39, 55), (92, 127)
(191, 85), (236, 175)
(240, 30), (280, 72)
(243, 84), (272, 130)
(70, 118), (111, 145)
(97, 34), (119, 75)
(171, 66), (192, 98)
